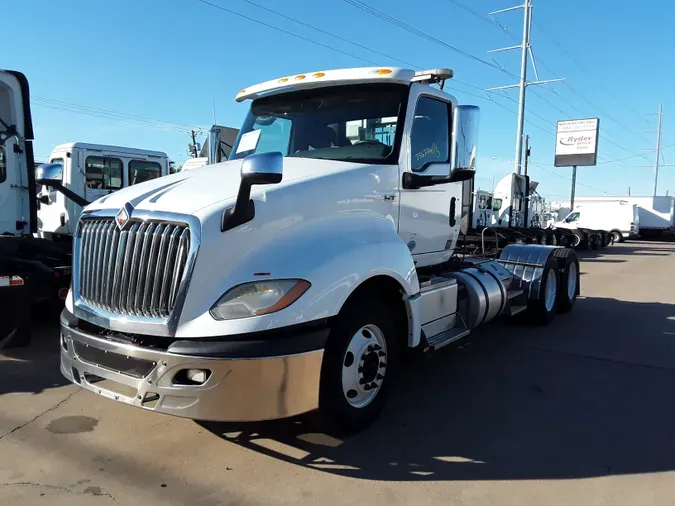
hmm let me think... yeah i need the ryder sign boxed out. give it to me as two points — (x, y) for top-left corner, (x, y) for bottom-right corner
(554, 118), (599, 167)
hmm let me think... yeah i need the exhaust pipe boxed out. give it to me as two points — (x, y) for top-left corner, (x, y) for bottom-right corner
(207, 128), (221, 165)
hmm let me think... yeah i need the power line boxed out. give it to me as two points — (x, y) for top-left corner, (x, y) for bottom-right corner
(32, 96), (206, 133)
(340, 0), (504, 71)
(235, 0), (418, 68)
(596, 141), (675, 165)
(527, 160), (614, 194)
(195, 0), (380, 65)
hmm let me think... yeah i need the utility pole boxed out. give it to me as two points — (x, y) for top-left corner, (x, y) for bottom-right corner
(486, 0), (565, 175)
(190, 130), (198, 158)
(653, 104), (663, 196)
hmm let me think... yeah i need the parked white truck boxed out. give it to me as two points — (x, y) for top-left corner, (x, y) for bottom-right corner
(555, 200), (640, 243)
(38, 143), (169, 240)
(555, 196), (673, 240)
(0, 70), (72, 347)
(45, 67), (581, 434)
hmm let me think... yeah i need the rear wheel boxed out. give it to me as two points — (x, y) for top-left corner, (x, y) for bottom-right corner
(552, 248), (579, 313)
(527, 257), (559, 325)
(319, 296), (401, 435)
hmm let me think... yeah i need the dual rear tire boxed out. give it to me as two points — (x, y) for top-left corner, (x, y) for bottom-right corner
(526, 248), (579, 324)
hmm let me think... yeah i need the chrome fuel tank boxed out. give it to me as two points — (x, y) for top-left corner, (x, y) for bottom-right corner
(452, 259), (512, 328)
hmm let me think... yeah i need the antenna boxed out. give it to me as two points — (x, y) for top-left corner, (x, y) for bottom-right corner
(486, 0), (565, 175)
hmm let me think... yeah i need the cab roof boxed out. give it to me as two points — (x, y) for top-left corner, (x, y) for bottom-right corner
(235, 67), (454, 103)
(50, 142), (168, 158)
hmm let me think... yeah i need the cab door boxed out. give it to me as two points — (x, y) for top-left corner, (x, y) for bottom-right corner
(0, 70), (34, 235)
(397, 84), (462, 267)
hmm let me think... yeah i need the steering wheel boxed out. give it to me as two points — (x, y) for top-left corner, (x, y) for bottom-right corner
(354, 139), (385, 146)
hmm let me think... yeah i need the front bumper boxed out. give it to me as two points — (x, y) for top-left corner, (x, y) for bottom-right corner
(60, 316), (325, 422)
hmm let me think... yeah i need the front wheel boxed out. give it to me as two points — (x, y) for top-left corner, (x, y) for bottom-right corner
(611, 230), (624, 243)
(319, 297), (401, 435)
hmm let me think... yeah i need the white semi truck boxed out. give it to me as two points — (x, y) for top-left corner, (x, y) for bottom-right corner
(45, 67), (581, 434)
(0, 70), (72, 347)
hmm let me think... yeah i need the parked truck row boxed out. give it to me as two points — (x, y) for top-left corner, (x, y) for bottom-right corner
(0, 66), (650, 434)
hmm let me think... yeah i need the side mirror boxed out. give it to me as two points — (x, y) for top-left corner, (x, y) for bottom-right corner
(450, 105), (480, 182)
(35, 163), (63, 186)
(35, 163), (90, 208)
(222, 151), (283, 232)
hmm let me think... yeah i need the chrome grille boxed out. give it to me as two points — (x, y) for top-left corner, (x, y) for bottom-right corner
(78, 218), (190, 318)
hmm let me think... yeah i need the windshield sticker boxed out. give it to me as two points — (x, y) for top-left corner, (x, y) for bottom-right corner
(236, 129), (262, 154)
(414, 142), (441, 161)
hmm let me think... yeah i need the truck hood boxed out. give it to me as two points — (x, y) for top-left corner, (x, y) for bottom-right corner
(86, 157), (360, 215)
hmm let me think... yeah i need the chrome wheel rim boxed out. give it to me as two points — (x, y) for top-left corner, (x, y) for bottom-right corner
(544, 269), (557, 312)
(341, 324), (387, 409)
(567, 262), (577, 300)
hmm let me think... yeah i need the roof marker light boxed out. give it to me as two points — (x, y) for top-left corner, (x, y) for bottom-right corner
(295, 74), (306, 80)
(376, 69), (392, 75)
(313, 72), (326, 78)
(278, 78), (288, 83)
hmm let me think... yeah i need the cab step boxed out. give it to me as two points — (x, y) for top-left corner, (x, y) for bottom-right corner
(509, 303), (528, 316)
(425, 325), (471, 351)
(507, 288), (524, 300)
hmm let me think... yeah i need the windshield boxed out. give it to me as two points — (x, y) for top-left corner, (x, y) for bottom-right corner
(230, 84), (408, 164)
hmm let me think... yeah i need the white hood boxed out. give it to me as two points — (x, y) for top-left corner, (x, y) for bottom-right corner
(86, 157), (359, 215)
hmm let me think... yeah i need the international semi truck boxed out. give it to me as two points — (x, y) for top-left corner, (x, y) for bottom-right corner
(44, 67), (581, 434)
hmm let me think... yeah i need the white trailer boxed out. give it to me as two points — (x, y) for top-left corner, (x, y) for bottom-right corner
(37, 142), (169, 240)
(48, 67), (581, 435)
(555, 200), (639, 243)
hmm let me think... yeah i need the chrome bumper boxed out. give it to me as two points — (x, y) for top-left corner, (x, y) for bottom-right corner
(60, 323), (324, 422)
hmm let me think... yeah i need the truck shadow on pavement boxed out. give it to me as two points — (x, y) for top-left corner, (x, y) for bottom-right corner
(201, 296), (675, 482)
(0, 319), (67, 395)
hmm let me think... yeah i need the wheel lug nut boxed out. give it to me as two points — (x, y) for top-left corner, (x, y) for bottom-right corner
(364, 384), (372, 391)
(358, 366), (363, 373)
(380, 362), (387, 367)
(378, 351), (385, 357)
(359, 378), (366, 385)
(372, 345), (381, 351)
(376, 374), (384, 380)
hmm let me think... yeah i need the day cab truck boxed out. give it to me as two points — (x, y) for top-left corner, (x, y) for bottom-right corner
(38, 142), (170, 241)
(47, 67), (581, 434)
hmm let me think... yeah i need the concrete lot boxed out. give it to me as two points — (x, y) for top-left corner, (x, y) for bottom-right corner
(2, 241), (675, 506)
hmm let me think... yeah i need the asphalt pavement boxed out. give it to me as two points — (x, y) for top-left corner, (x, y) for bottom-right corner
(1, 240), (674, 506)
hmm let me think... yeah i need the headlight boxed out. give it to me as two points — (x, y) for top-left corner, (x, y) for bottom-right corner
(210, 279), (310, 320)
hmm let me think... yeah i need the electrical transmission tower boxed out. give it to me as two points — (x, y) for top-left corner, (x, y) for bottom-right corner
(486, 0), (565, 175)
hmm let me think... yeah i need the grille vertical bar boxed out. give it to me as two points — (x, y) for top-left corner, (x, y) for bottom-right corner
(78, 218), (191, 318)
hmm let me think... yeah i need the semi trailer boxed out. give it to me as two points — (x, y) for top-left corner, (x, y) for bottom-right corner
(49, 67), (581, 434)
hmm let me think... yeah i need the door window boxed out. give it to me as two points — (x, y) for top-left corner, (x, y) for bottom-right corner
(492, 198), (503, 211)
(129, 159), (162, 185)
(410, 97), (450, 172)
(85, 156), (122, 190)
(0, 146), (5, 183)
(565, 212), (580, 223)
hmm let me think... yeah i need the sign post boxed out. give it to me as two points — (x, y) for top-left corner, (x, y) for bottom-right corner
(554, 118), (599, 211)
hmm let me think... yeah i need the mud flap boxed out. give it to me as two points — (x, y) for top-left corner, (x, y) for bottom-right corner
(0, 276), (31, 348)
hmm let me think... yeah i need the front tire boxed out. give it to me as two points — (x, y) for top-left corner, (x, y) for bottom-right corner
(319, 296), (401, 435)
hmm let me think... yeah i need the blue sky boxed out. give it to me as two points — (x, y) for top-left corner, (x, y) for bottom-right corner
(6, 0), (673, 200)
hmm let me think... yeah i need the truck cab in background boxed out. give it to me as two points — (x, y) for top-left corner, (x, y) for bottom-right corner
(37, 143), (169, 240)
